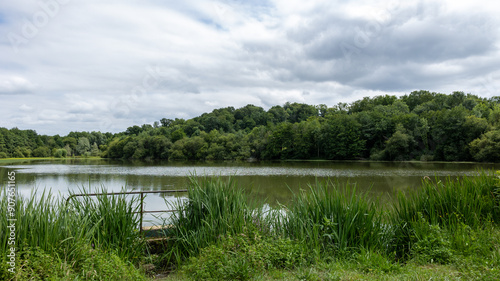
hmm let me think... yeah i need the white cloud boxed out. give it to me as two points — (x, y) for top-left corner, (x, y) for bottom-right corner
(0, 75), (35, 94)
(0, 0), (499, 135)
(19, 104), (32, 111)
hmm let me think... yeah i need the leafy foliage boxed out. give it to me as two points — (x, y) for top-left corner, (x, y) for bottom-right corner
(182, 233), (307, 280)
(172, 172), (500, 279)
(1, 91), (500, 162)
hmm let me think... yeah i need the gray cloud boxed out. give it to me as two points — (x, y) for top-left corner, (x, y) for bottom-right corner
(0, 0), (499, 135)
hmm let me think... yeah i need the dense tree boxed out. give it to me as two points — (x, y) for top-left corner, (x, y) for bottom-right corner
(32, 146), (51, 157)
(469, 130), (500, 162)
(263, 123), (294, 159)
(321, 114), (365, 160)
(76, 137), (91, 156)
(268, 106), (288, 123)
(378, 124), (415, 161)
(2, 91), (500, 163)
(400, 90), (436, 111)
(283, 102), (318, 123)
(171, 128), (186, 143)
(63, 137), (77, 154)
(160, 118), (174, 127)
(91, 143), (100, 156)
(125, 125), (143, 136)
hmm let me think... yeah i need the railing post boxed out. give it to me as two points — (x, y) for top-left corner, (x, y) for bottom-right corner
(140, 191), (144, 234)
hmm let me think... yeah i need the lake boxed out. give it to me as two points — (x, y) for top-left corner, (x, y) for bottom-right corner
(1, 159), (499, 224)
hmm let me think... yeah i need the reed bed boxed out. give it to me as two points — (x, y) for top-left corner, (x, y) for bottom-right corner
(390, 171), (498, 259)
(0, 189), (81, 257)
(165, 176), (256, 265)
(0, 187), (145, 280)
(67, 187), (144, 260)
(277, 179), (384, 255)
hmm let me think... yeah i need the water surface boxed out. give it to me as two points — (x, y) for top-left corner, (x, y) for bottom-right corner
(1, 159), (498, 224)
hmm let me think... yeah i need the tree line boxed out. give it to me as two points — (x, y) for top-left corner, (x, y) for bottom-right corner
(1, 91), (500, 162)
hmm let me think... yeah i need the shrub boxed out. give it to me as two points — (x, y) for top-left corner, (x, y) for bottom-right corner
(8, 247), (74, 281)
(182, 232), (307, 280)
(409, 214), (453, 264)
(76, 244), (147, 281)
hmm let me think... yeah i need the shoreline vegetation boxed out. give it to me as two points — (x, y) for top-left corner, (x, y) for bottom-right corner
(1, 91), (500, 163)
(2, 156), (498, 165)
(1, 171), (499, 280)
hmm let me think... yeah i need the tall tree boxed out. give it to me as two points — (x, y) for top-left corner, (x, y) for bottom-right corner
(76, 137), (91, 156)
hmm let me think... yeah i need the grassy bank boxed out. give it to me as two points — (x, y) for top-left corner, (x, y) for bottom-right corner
(0, 157), (103, 165)
(161, 172), (500, 280)
(1, 172), (499, 280)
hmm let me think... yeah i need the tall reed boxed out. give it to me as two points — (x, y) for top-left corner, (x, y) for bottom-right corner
(165, 176), (256, 265)
(0, 187), (144, 263)
(390, 171), (498, 259)
(0, 189), (84, 257)
(279, 179), (383, 255)
(67, 187), (144, 260)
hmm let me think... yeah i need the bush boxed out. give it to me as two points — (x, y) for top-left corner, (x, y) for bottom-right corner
(7, 247), (74, 281)
(76, 244), (147, 281)
(409, 214), (453, 264)
(450, 222), (498, 258)
(355, 249), (400, 274)
(182, 232), (307, 280)
(419, 154), (434, 161)
(12, 148), (24, 158)
(3, 246), (147, 281)
(0, 152), (8, 158)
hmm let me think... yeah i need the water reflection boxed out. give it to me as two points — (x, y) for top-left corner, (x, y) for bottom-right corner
(1, 159), (499, 207)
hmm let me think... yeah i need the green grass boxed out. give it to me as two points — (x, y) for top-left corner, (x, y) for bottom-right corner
(390, 171), (498, 260)
(67, 187), (145, 260)
(0, 187), (147, 280)
(0, 157), (103, 164)
(161, 171), (500, 280)
(0, 158), (54, 164)
(1, 171), (499, 280)
(162, 249), (500, 281)
(163, 176), (257, 267)
(277, 179), (384, 256)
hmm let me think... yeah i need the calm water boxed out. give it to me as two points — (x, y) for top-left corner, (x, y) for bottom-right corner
(1, 159), (499, 224)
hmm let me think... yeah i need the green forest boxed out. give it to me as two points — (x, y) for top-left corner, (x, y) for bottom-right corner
(2, 90), (500, 162)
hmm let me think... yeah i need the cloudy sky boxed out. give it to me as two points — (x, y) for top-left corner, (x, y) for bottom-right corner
(1, 0), (499, 135)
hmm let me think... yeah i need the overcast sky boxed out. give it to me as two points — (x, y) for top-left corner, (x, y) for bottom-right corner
(1, 0), (500, 135)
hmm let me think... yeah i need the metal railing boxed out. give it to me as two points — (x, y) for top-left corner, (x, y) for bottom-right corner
(65, 188), (188, 233)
